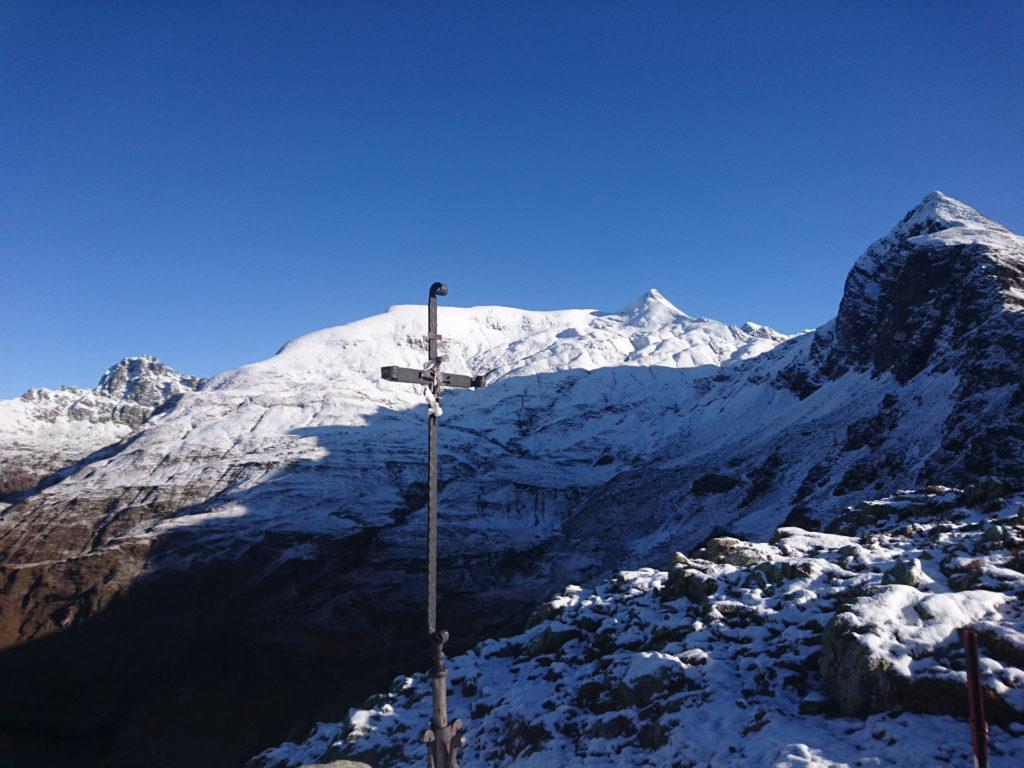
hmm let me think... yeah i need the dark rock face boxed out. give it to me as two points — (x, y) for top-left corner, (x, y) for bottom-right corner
(691, 472), (741, 495)
(812, 193), (1023, 380)
(778, 192), (1024, 489)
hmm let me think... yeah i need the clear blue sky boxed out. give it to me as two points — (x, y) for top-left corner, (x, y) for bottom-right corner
(2, 2), (1022, 398)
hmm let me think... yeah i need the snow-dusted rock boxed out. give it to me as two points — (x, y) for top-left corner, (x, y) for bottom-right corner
(0, 355), (201, 499)
(256, 489), (1024, 768)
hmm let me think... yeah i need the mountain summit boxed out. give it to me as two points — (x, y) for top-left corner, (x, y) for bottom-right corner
(0, 356), (201, 500)
(616, 288), (689, 327)
(901, 189), (997, 231)
(780, 191), (1024, 396)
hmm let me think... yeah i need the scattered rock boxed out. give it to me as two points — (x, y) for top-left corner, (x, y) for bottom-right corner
(962, 477), (1015, 507)
(524, 622), (580, 656)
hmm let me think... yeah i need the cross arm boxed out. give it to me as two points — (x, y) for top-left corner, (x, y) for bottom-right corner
(381, 366), (486, 389)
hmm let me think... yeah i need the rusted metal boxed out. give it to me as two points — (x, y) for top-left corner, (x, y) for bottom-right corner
(960, 627), (989, 768)
(381, 282), (484, 768)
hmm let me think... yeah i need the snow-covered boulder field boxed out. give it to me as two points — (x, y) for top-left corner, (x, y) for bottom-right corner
(254, 484), (1024, 767)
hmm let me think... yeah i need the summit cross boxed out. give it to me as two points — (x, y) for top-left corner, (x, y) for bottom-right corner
(380, 281), (486, 768)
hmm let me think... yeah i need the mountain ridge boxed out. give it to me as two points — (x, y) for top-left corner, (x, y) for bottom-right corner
(0, 355), (201, 502)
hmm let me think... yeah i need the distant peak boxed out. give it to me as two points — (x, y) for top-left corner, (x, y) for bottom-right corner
(740, 321), (789, 342)
(97, 356), (202, 402)
(617, 289), (687, 323)
(897, 190), (994, 234)
(98, 356), (166, 391)
(642, 288), (670, 304)
(612, 289), (689, 328)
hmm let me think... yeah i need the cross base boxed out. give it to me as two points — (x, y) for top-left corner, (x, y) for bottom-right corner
(422, 719), (465, 768)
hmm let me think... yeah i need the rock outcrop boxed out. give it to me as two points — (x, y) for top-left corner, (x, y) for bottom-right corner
(0, 355), (202, 499)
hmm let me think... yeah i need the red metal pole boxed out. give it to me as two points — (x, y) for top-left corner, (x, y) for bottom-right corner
(960, 628), (989, 768)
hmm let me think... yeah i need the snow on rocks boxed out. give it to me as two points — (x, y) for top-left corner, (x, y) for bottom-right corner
(252, 487), (1024, 767)
(0, 355), (201, 499)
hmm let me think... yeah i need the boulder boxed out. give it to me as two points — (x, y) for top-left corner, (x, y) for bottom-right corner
(524, 622), (580, 656)
(704, 537), (769, 567)
(820, 585), (1013, 720)
(662, 564), (718, 602)
(882, 558), (925, 587)
(819, 611), (902, 715)
(611, 652), (693, 707)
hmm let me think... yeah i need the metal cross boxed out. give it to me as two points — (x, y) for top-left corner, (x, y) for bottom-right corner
(380, 281), (485, 768)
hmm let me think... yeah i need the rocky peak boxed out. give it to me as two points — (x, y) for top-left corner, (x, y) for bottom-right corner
(780, 192), (1024, 396)
(740, 321), (789, 342)
(0, 356), (202, 501)
(97, 355), (203, 407)
(895, 190), (996, 236)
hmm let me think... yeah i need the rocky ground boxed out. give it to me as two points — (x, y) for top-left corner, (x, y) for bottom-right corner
(255, 481), (1024, 767)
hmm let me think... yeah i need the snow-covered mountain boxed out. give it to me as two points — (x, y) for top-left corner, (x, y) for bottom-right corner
(0, 355), (202, 501)
(0, 191), (1021, 767)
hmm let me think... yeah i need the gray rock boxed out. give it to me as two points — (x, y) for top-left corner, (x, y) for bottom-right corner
(882, 558), (924, 587)
(798, 692), (833, 715)
(662, 564), (718, 602)
(524, 622), (580, 656)
(704, 537), (769, 567)
(961, 476), (1014, 506)
(819, 612), (902, 716)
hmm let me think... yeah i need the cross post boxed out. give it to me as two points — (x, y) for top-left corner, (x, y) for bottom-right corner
(380, 281), (486, 768)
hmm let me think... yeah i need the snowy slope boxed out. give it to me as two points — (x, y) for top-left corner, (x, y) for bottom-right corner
(255, 484), (1024, 768)
(0, 356), (201, 501)
(0, 292), (786, 574)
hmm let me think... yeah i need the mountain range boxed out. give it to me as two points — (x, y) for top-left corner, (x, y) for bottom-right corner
(1, 191), (1022, 767)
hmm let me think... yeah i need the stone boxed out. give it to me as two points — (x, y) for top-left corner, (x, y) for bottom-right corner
(524, 598), (565, 630)
(662, 564), (718, 603)
(961, 476), (1014, 506)
(636, 721), (669, 749)
(704, 537), (769, 567)
(613, 652), (694, 707)
(819, 612), (901, 716)
(882, 558), (924, 587)
(798, 692), (833, 716)
(524, 622), (580, 656)
(589, 713), (636, 739)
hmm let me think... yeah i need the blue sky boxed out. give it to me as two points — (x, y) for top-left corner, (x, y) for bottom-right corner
(2, 2), (1022, 397)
